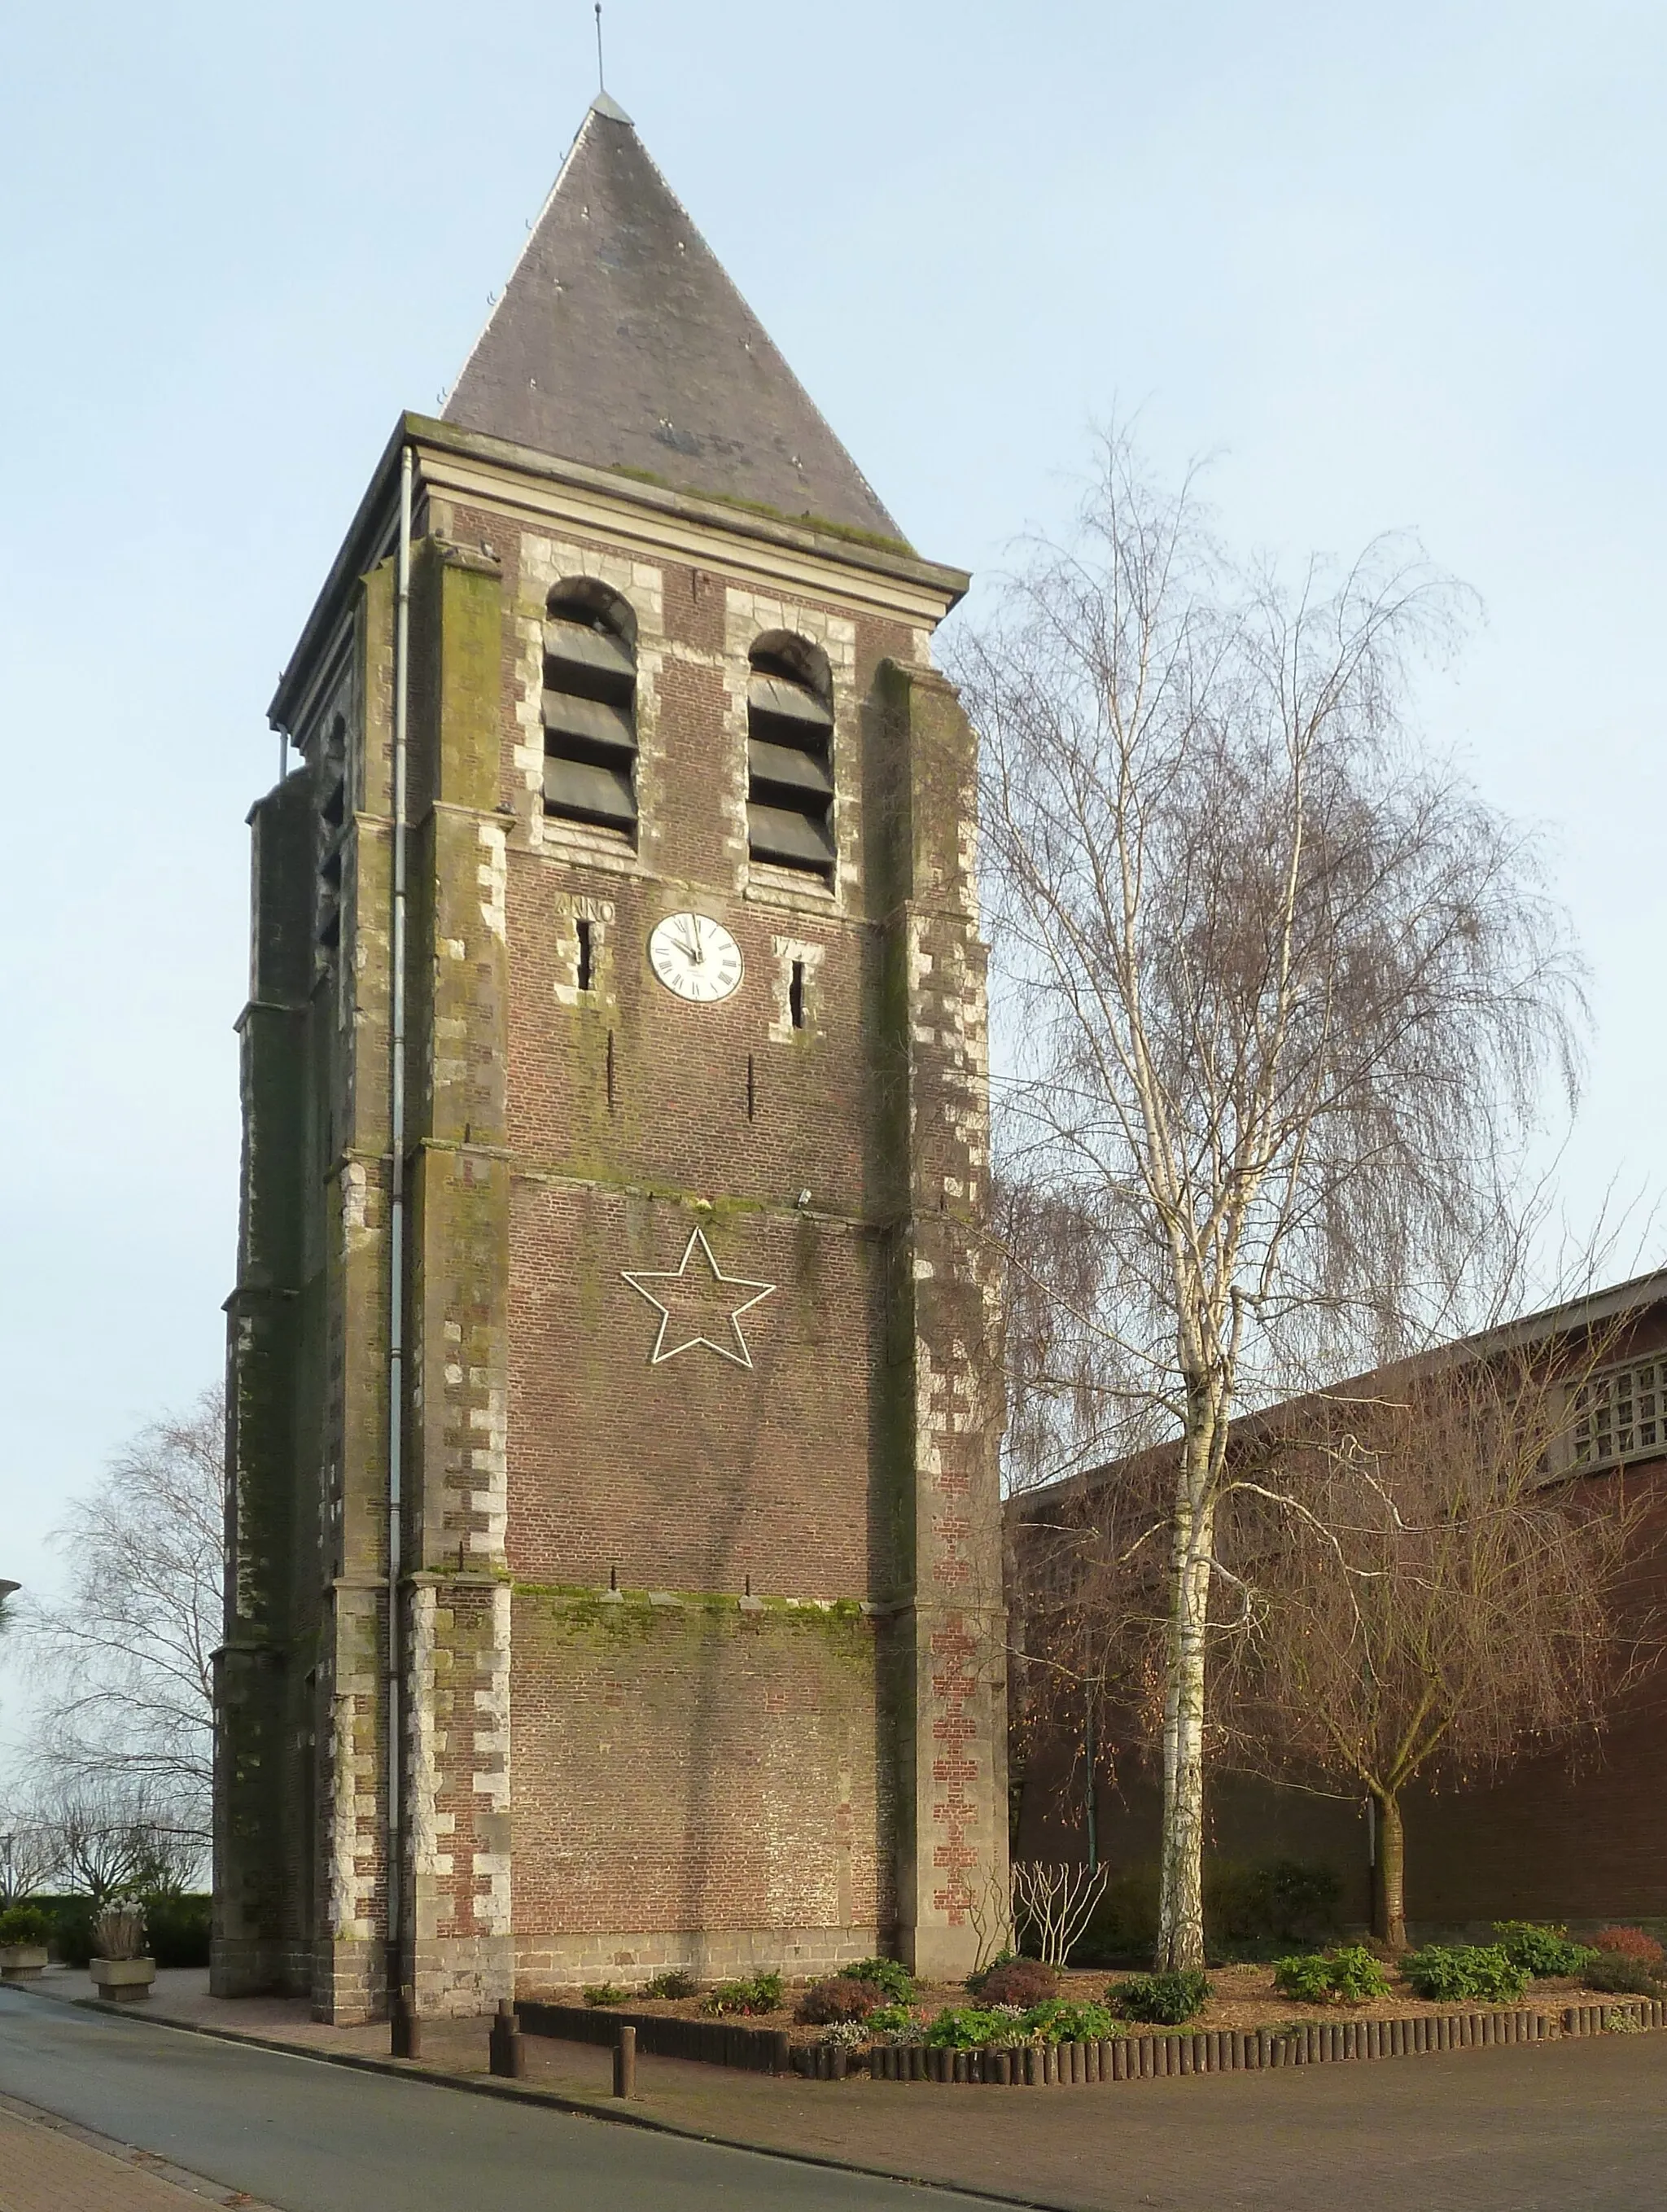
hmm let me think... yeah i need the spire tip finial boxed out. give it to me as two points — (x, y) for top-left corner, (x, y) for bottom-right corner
(594, 2), (605, 93)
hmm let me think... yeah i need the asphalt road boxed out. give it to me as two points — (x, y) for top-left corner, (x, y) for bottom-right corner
(0, 1991), (975, 2212)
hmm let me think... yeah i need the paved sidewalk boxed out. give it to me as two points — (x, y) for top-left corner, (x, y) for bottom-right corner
(0, 2096), (276, 2211)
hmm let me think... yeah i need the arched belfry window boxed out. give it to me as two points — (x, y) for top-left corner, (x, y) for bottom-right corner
(543, 583), (638, 835)
(746, 635), (834, 878)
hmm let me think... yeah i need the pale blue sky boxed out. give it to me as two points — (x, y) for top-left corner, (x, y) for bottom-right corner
(2, 0), (1665, 1648)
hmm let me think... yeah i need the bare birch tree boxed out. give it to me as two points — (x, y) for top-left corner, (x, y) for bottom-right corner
(1214, 1345), (1657, 1948)
(18, 1389), (221, 1839)
(956, 436), (1582, 1969)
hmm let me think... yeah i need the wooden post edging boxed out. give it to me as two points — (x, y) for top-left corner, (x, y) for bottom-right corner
(862, 1996), (1667, 2085)
(518, 2000), (790, 2074)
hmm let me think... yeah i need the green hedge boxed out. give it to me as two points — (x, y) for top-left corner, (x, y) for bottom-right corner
(23, 1894), (210, 1969)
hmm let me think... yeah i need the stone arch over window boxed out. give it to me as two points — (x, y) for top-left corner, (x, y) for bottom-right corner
(746, 630), (834, 878)
(542, 580), (638, 835)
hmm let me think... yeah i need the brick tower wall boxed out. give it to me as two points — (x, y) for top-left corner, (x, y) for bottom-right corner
(216, 425), (1007, 2017)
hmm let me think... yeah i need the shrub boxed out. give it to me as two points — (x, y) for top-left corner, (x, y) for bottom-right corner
(840, 1956), (915, 2004)
(583, 1982), (628, 2007)
(0, 1906), (53, 1947)
(1272, 1945), (1392, 2006)
(1493, 1922), (1591, 1979)
(1108, 1970), (1212, 2025)
(971, 1958), (1060, 2009)
(1400, 1946), (1529, 2004)
(819, 2018), (871, 2048)
(1593, 1927), (1665, 1969)
(702, 1971), (783, 2017)
(1022, 2000), (1122, 2043)
(1583, 1955), (1660, 1996)
(797, 1977), (886, 2025)
(866, 2004), (923, 2043)
(645, 1970), (697, 2000)
(963, 1949), (1015, 1992)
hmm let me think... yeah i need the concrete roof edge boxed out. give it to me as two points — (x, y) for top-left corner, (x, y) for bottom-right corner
(1009, 1266), (1667, 1519)
(269, 412), (970, 733)
(268, 418), (407, 730)
(405, 412), (969, 599)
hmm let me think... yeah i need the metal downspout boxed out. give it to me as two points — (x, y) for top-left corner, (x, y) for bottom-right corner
(386, 447), (413, 2018)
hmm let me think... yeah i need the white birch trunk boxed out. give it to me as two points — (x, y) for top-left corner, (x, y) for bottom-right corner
(1157, 1432), (1216, 1972)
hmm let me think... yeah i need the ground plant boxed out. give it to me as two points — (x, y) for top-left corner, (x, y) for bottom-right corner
(969, 1957), (1061, 2008)
(1272, 1945), (1392, 2004)
(702, 1971), (783, 2017)
(1108, 1969), (1211, 2025)
(1582, 1956), (1661, 1996)
(1592, 1926), (1665, 1968)
(865, 2004), (922, 2042)
(839, 1957), (915, 2003)
(1492, 1922), (1594, 1978)
(644, 1970), (697, 2000)
(925, 2006), (1023, 2049)
(1400, 1945), (1529, 2004)
(1023, 2000), (1122, 2043)
(797, 1977), (886, 2026)
(582, 1982), (628, 2007)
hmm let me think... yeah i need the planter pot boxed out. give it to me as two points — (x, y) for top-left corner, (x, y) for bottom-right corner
(90, 1955), (155, 2000)
(0, 1946), (48, 1982)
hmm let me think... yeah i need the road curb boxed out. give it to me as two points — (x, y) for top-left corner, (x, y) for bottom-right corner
(11, 1983), (1047, 2212)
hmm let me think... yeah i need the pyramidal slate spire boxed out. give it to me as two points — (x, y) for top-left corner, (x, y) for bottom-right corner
(442, 98), (901, 541)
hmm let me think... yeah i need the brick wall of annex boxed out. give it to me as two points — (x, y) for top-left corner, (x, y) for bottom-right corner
(1015, 1452), (1667, 1943)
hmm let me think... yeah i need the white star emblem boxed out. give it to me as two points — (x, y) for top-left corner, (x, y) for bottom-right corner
(621, 1227), (776, 1369)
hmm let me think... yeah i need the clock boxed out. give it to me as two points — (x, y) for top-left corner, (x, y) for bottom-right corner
(648, 911), (744, 1004)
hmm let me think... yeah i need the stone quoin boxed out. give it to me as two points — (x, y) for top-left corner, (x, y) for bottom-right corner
(214, 94), (1007, 2021)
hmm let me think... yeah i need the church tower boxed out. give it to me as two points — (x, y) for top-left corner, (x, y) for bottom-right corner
(216, 95), (1006, 2021)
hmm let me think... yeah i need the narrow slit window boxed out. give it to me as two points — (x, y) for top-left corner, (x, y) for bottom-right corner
(746, 637), (834, 878)
(317, 712), (348, 950)
(789, 959), (806, 1030)
(543, 585), (637, 835)
(576, 918), (594, 993)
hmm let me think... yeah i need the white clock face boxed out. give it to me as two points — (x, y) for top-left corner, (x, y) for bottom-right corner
(648, 912), (744, 1004)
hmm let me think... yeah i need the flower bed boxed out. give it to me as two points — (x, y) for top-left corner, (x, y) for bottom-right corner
(518, 1934), (1667, 2082)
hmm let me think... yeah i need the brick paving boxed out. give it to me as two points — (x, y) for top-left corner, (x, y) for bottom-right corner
(0, 2100), (271, 2212)
(28, 1969), (1667, 2210)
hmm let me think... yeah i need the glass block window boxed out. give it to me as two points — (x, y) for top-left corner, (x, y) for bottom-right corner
(1569, 1356), (1667, 1471)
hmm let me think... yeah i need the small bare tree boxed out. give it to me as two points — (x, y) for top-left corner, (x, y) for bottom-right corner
(0, 1820), (58, 1903)
(30, 1772), (202, 1902)
(957, 436), (1582, 1969)
(1011, 1859), (1111, 1967)
(1215, 1347), (1657, 1950)
(19, 1389), (221, 1838)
